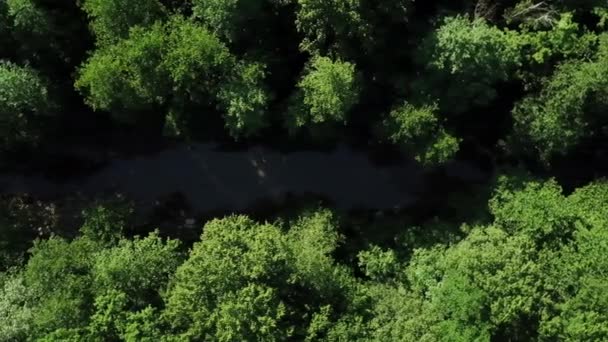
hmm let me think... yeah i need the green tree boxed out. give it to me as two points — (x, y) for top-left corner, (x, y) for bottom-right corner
(6, 0), (91, 73)
(216, 61), (268, 136)
(294, 0), (365, 55)
(6, 0), (53, 52)
(488, 178), (581, 244)
(75, 22), (168, 119)
(361, 178), (608, 341)
(163, 215), (292, 340)
(92, 232), (181, 307)
(76, 16), (268, 137)
(163, 16), (268, 137)
(415, 16), (522, 114)
(164, 210), (360, 340)
(382, 102), (460, 166)
(293, 0), (413, 57)
(9, 224), (179, 340)
(517, 12), (597, 66)
(511, 42), (608, 160)
(539, 182), (608, 340)
(24, 237), (100, 336)
(357, 245), (400, 282)
(80, 201), (133, 246)
(0, 274), (35, 341)
(80, 0), (166, 46)
(541, 225), (608, 340)
(191, 0), (276, 43)
(287, 56), (360, 134)
(0, 62), (50, 149)
(85, 289), (165, 341)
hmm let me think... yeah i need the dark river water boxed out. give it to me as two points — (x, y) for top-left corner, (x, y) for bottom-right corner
(0, 143), (488, 218)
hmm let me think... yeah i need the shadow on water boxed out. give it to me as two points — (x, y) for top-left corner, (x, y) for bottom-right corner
(0, 143), (427, 210)
(0, 142), (492, 239)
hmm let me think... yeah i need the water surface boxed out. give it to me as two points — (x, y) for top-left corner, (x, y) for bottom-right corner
(0, 143), (487, 215)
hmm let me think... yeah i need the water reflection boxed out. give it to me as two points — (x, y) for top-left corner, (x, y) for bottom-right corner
(0, 143), (481, 214)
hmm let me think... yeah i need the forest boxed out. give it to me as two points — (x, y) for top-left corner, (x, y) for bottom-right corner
(2, 0), (608, 341)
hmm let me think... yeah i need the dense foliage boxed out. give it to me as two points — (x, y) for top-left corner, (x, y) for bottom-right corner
(0, 62), (50, 148)
(3, 0), (608, 340)
(4, 180), (608, 340)
(1, 0), (608, 162)
(287, 56), (360, 134)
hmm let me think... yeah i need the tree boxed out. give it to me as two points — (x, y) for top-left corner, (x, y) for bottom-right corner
(539, 182), (608, 340)
(76, 16), (269, 138)
(294, 0), (365, 55)
(357, 245), (400, 282)
(164, 210), (360, 340)
(0, 62), (50, 149)
(163, 16), (269, 137)
(505, 0), (606, 28)
(488, 178), (580, 245)
(214, 61), (269, 136)
(80, 201), (133, 246)
(293, 0), (414, 57)
(6, 0), (53, 50)
(516, 12), (597, 66)
(287, 56), (360, 134)
(511, 44), (608, 160)
(209, 284), (287, 342)
(88, 292), (164, 341)
(414, 15), (522, 115)
(541, 224), (608, 340)
(0, 274), (35, 341)
(357, 178), (608, 341)
(86, 268), (169, 341)
(382, 102), (460, 166)
(23, 237), (100, 336)
(6, 0), (91, 73)
(80, 0), (166, 46)
(7, 220), (179, 340)
(92, 232), (181, 307)
(191, 0), (273, 43)
(163, 215), (292, 340)
(75, 22), (169, 120)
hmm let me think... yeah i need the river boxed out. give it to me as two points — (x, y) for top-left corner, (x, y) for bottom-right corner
(0, 143), (489, 224)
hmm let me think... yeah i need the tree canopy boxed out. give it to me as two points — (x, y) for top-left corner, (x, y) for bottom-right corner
(75, 16), (268, 137)
(287, 56), (360, 134)
(3, 1), (608, 340)
(4, 179), (608, 340)
(0, 61), (50, 148)
(0, 0), (607, 163)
